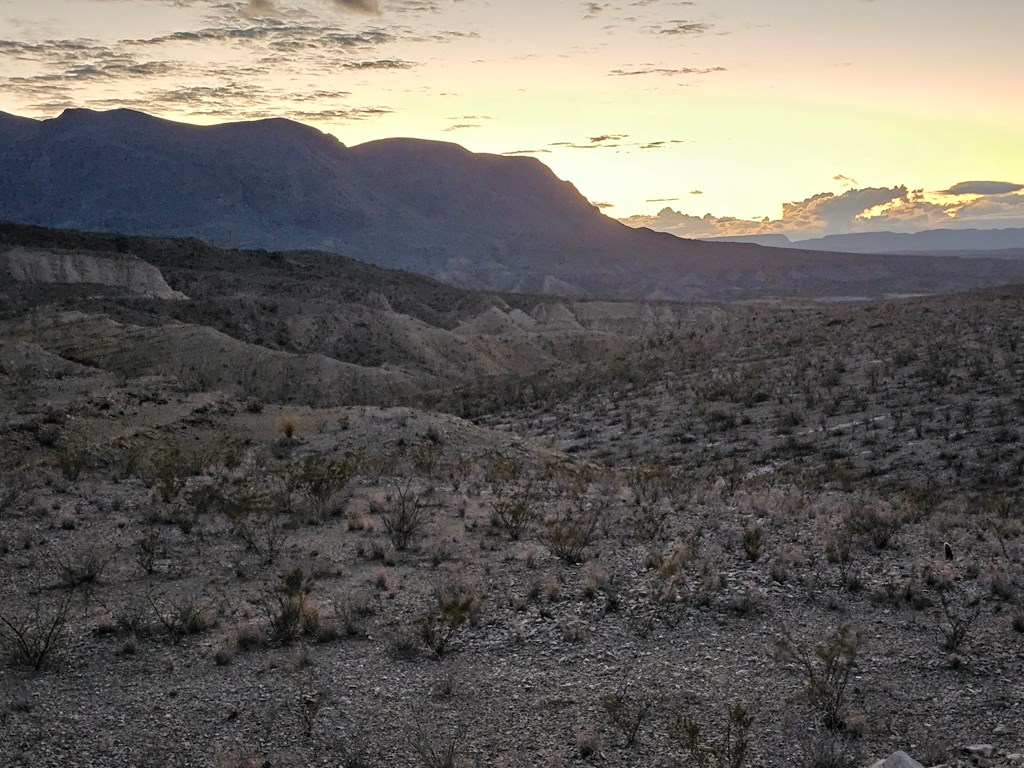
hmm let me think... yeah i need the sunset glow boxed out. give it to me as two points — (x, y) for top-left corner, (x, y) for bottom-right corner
(2, 0), (1022, 235)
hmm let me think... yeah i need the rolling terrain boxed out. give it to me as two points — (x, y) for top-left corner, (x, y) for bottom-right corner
(1, 224), (1022, 767)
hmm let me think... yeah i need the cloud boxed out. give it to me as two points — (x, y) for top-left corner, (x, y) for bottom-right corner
(241, 0), (381, 15)
(779, 186), (909, 234)
(648, 20), (712, 35)
(0, 1), (420, 121)
(549, 134), (686, 151)
(637, 139), (686, 149)
(941, 180), (1024, 196)
(946, 191), (1024, 224)
(343, 58), (413, 68)
(243, 0), (281, 17)
(622, 184), (1024, 239)
(331, 0), (381, 13)
(608, 66), (725, 76)
(502, 148), (552, 155)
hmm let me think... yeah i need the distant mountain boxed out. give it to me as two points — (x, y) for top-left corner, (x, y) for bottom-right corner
(5, 108), (1024, 300)
(704, 234), (795, 248)
(703, 228), (1024, 255)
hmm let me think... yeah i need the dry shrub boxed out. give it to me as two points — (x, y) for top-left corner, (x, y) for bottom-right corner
(266, 567), (318, 643)
(774, 624), (864, 731)
(375, 481), (429, 551)
(0, 589), (77, 670)
(417, 577), (485, 658)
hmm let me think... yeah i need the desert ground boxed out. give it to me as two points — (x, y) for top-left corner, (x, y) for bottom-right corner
(1, 226), (1022, 767)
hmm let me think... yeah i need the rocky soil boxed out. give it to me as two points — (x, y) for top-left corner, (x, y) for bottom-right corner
(1, 227), (1022, 767)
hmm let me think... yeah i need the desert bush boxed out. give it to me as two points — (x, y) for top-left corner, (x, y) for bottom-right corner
(0, 472), (26, 514)
(147, 591), (218, 643)
(34, 421), (61, 448)
(545, 504), (600, 564)
(601, 682), (657, 747)
(290, 453), (357, 520)
(483, 455), (524, 485)
(390, 629), (422, 661)
(491, 480), (539, 540)
(630, 500), (670, 542)
(214, 641), (236, 666)
(840, 499), (911, 552)
(575, 722), (602, 759)
(668, 702), (754, 768)
(936, 589), (981, 652)
(296, 679), (324, 738)
(279, 417), (297, 441)
(417, 578), (484, 658)
(983, 565), (1015, 601)
(411, 723), (464, 768)
(628, 462), (682, 505)
(376, 481), (429, 551)
(336, 592), (373, 638)
(654, 536), (724, 608)
(0, 589), (76, 670)
(135, 529), (162, 574)
(53, 436), (92, 481)
(360, 448), (397, 481)
(411, 441), (443, 478)
(146, 445), (201, 503)
(825, 529), (857, 591)
(741, 521), (763, 562)
(266, 567), (318, 643)
(774, 624), (864, 730)
(216, 480), (291, 563)
(789, 719), (859, 768)
(52, 545), (112, 589)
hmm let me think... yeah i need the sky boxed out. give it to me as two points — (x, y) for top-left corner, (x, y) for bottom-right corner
(1, 0), (1023, 239)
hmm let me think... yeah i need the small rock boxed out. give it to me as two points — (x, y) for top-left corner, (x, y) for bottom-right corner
(993, 725), (1009, 736)
(870, 750), (925, 768)
(965, 745), (995, 759)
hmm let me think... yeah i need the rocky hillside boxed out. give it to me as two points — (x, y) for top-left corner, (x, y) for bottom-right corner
(0, 222), (682, 406)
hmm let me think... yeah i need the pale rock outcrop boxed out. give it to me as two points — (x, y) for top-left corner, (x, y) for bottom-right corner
(2, 246), (186, 299)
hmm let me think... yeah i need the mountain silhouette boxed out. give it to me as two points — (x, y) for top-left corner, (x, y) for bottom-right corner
(4, 108), (1024, 300)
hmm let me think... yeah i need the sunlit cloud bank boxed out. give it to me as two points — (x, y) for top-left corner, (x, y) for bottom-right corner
(620, 183), (1024, 240)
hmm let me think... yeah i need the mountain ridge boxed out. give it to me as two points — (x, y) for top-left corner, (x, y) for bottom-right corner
(5, 108), (1024, 300)
(705, 227), (1024, 254)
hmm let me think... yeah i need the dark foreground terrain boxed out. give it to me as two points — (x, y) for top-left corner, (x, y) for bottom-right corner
(1, 225), (1022, 767)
